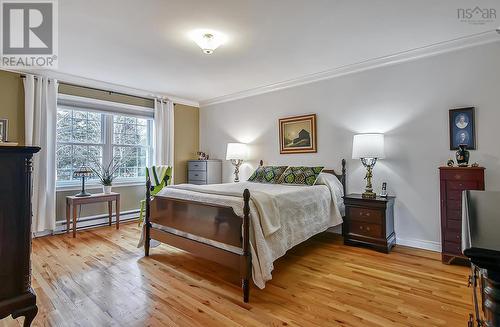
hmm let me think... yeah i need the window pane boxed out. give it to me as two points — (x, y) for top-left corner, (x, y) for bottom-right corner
(73, 145), (103, 170)
(113, 115), (149, 146)
(56, 107), (104, 183)
(55, 144), (103, 182)
(137, 125), (147, 146)
(56, 109), (72, 142)
(56, 108), (103, 144)
(111, 114), (151, 180)
(113, 146), (145, 179)
(56, 144), (72, 170)
(73, 110), (87, 120)
(57, 169), (72, 182)
(87, 120), (102, 143)
(72, 119), (87, 143)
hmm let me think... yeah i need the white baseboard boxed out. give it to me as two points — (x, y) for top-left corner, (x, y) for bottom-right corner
(396, 237), (441, 252)
(327, 227), (441, 252)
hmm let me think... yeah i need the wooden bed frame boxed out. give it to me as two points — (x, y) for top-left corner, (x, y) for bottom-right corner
(144, 159), (346, 302)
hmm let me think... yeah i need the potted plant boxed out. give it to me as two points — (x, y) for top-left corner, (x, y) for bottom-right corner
(91, 159), (120, 194)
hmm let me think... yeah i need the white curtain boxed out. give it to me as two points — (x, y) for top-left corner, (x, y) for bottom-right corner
(24, 75), (59, 233)
(153, 98), (174, 171)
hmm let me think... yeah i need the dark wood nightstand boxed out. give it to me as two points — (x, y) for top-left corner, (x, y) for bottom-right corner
(343, 194), (396, 253)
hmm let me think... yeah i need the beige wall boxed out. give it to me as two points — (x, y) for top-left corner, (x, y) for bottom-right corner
(174, 104), (199, 184)
(0, 70), (24, 143)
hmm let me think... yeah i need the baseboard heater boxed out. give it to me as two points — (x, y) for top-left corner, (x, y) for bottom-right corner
(34, 209), (140, 238)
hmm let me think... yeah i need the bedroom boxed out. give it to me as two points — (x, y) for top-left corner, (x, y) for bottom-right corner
(0, 0), (499, 326)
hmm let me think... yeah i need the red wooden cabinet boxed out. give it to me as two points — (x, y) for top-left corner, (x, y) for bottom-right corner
(439, 167), (485, 264)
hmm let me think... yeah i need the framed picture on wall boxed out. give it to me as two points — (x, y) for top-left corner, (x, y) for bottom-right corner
(0, 119), (8, 142)
(449, 107), (475, 150)
(279, 114), (317, 154)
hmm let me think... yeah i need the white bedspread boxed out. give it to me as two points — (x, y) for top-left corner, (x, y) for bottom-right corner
(155, 175), (344, 289)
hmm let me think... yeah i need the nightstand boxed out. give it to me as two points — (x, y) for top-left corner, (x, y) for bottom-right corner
(343, 194), (396, 253)
(187, 160), (222, 185)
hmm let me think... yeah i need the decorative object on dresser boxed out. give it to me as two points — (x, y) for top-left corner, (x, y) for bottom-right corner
(73, 166), (93, 197)
(66, 192), (120, 238)
(225, 143), (248, 182)
(462, 190), (500, 327)
(188, 159), (222, 185)
(343, 194), (395, 253)
(449, 107), (475, 150)
(439, 166), (485, 264)
(197, 151), (208, 160)
(279, 114), (317, 154)
(352, 133), (385, 199)
(0, 146), (41, 327)
(380, 182), (388, 197)
(455, 144), (470, 167)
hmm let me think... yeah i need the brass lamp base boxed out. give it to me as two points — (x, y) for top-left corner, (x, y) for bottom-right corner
(362, 191), (377, 199)
(360, 158), (378, 199)
(230, 159), (243, 183)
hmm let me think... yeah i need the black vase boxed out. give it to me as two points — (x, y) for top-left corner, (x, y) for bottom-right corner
(456, 144), (470, 167)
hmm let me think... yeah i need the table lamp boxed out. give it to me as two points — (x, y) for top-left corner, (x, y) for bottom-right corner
(226, 143), (248, 182)
(352, 133), (385, 198)
(73, 166), (93, 197)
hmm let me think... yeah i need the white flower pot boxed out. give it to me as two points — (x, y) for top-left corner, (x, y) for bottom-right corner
(103, 185), (112, 194)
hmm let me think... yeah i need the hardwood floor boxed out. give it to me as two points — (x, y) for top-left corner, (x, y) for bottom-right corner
(1, 222), (471, 327)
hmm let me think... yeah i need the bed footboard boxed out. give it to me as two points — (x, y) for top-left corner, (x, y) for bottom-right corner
(144, 177), (252, 302)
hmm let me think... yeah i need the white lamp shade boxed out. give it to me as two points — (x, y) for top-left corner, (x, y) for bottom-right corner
(226, 143), (248, 160)
(352, 134), (385, 159)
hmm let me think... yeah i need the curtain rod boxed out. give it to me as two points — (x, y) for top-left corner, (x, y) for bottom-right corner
(19, 74), (169, 103)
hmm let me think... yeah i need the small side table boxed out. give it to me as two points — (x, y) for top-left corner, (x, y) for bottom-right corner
(343, 193), (396, 253)
(66, 192), (120, 238)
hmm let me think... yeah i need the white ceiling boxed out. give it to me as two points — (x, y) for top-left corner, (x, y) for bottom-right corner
(56, 0), (499, 104)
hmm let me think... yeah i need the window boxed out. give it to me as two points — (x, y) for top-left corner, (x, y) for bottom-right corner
(112, 115), (150, 179)
(56, 106), (153, 186)
(56, 109), (104, 183)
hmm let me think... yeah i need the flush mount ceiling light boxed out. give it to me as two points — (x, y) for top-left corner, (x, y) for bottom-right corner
(189, 29), (227, 55)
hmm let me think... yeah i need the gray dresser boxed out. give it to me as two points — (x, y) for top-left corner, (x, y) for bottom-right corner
(187, 160), (222, 185)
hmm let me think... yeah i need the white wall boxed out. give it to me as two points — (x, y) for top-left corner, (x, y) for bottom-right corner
(200, 41), (500, 251)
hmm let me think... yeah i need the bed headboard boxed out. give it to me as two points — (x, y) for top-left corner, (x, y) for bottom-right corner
(258, 159), (347, 195)
(323, 159), (346, 195)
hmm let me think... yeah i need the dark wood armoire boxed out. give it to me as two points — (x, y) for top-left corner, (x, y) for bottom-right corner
(0, 146), (40, 326)
(439, 166), (485, 264)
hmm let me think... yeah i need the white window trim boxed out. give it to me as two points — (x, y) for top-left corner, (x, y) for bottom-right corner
(56, 94), (154, 191)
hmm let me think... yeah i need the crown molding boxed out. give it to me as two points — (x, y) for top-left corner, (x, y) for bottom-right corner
(1, 68), (200, 107)
(200, 30), (500, 107)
